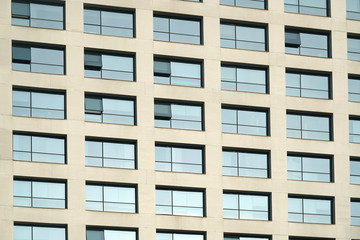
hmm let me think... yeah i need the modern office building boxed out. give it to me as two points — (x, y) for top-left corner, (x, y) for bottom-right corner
(0, 0), (360, 239)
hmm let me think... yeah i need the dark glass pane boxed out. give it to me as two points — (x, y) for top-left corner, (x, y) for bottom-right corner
(13, 46), (31, 61)
(12, 2), (30, 16)
(154, 60), (171, 75)
(85, 97), (102, 111)
(85, 53), (102, 68)
(87, 230), (105, 240)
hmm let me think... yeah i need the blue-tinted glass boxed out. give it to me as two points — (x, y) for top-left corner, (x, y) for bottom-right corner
(33, 226), (66, 240)
(14, 226), (31, 240)
(350, 159), (360, 184)
(105, 230), (136, 240)
(349, 78), (360, 102)
(87, 230), (104, 240)
(347, 0), (360, 20)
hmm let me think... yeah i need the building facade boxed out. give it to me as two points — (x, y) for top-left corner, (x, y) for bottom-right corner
(1, 0), (360, 240)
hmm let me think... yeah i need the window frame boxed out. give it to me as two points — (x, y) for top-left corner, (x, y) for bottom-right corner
(222, 105), (270, 136)
(223, 190), (272, 221)
(83, 4), (135, 38)
(153, 12), (203, 45)
(220, 20), (268, 52)
(84, 48), (136, 82)
(224, 233), (272, 240)
(85, 181), (138, 213)
(220, 0), (267, 10)
(154, 55), (203, 88)
(284, 0), (330, 17)
(286, 110), (333, 141)
(351, 198), (360, 226)
(348, 34), (360, 61)
(285, 27), (331, 58)
(287, 152), (334, 183)
(155, 186), (206, 217)
(286, 68), (332, 99)
(221, 62), (269, 94)
(13, 176), (67, 209)
(350, 157), (360, 185)
(12, 41), (66, 75)
(86, 225), (138, 240)
(156, 229), (206, 240)
(85, 93), (136, 126)
(288, 194), (335, 224)
(85, 137), (137, 169)
(349, 116), (360, 143)
(14, 222), (67, 240)
(13, 131), (67, 164)
(12, 0), (65, 30)
(348, 75), (360, 102)
(222, 147), (271, 178)
(289, 237), (335, 240)
(155, 142), (205, 174)
(12, 86), (66, 119)
(154, 99), (204, 131)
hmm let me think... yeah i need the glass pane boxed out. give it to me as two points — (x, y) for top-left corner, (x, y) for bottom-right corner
(240, 195), (268, 211)
(237, 67), (266, 85)
(173, 191), (203, 207)
(32, 182), (65, 199)
(86, 230), (104, 240)
(154, 17), (169, 32)
(13, 134), (31, 152)
(239, 152), (267, 168)
(223, 151), (238, 167)
(236, 26), (265, 43)
(105, 230), (136, 240)
(86, 185), (103, 201)
(13, 90), (30, 108)
(170, 19), (200, 36)
(14, 225), (31, 240)
(32, 136), (64, 155)
(104, 186), (135, 203)
(14, 180), (31, 197)
(287, 156), (301, 171)
(303, 157), (330, 173)
(156, 189), (172, 205)
(33, 226), (65, 240)
(86, 141), (102, 157)
(32, 92), (64, 111)
(101, 11), (133, 28)
(172, 147), (202, 164)
(31, 3), (63, 22)
(172, 104), (201, 121)
(102, 55), (133, 73)
(171, 62), (201, 79)
(303, 199), (331, 214)
(221, 24), (235, 40)
(302, 115), (329, 132)
(103, 98), (134, 116)
(288, 198), (303, 213)
(221, 66), (236, 83)
(31, 47), (64, 65)
(84, 9), (100, 25)
(104, 142), (134, 160)
(223, 193), (238, 209)
(237, 110), (266, 127)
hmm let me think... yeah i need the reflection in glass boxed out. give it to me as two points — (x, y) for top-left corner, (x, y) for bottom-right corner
(288, 197), (332, 224)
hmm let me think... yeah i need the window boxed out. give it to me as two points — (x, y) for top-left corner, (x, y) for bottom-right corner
(220, 0), (266, 10)
(284, 0), (329, 16)
(84, 50), (134, 81)
(349, 76), (360, 102)
(350, 158), (360, 184)
(12, 42), (65, 75)
(154, 57), (202, 87)
(347, 0), (360, 20)
(86, 227), (136, 240)
(13, 133), (66, 164)
(286, 70), (331, 99)
(84, 6), (134, 37)
(222, 149), (269, 178)
(224, 234), (271, 240)
(222, 107), (269, 136)
(221, 64), (268, 93)
(14, 224), (66, 240)
(223, 192), (270, 220)
(156, 188), (204, 217)
(288, 196), (333, 224)
(285, 29), (329, 58)
(14, 179), (66, 208)
(154, 101), (203, 130)
(86, 138), (136, 169)
(13, 88), (65, 119)
(289, 237), (334, 240)
(351, 199), (360, 226)
(85, 94), (135, 125)
(287, 154), (332, 182)
(286, 112), (332, 141)
(220, 22), (267, 51)
(157, 231), (204, 240)
(86, 183), (136, 213)
(155, 144), (204, 174)
(153, 15), (201, 44)
(348, 35), (360, 61)
(349, 117), (360, 143)
(12, 0), (64, 30)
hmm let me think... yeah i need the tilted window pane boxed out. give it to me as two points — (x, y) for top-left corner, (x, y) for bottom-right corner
(14, 225), (66, 240)
(348, 37), (360, 61)
(285, 30), (329, 58)
(350, 159), (360, 184)
(222, 108), (268, 136)
(12, 43), (65, 75)
(286, 71), (330, 99)
(85, 96), (135, 125)
(84, 8), (134, 37)
(350, 118), (360, 143)
(84, 52), (134, 81)
(155, 145), (203, 173)
(284, 0), (328, 16)
(220, 0), (266, 10)
(12, 1), (64, 30)
(223, 150), (269, 178)
(13, 134), (65, 164)
(220, 23), (266, 51)
(287, 113), (331, 141)
(156, 189), (204, 217)
(288, 197), (333, 224)
(86, 139), (136, 169)
(347, 0), (360, 20)
(13, 89), (65, 119)
(153, 16), (201, 44)
(86, 184), (136, 213)
(14, 180), (66, 208)
(221, 65), (267, 93)
(223, 192), (269, 220)
(154, 102), (203, 130)
(351, 201), (360, 225)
